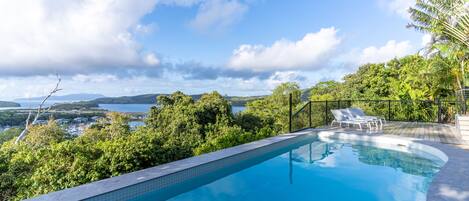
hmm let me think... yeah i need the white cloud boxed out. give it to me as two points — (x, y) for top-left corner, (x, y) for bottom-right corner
(159, 0), (202, 6)
(380, 0), (414, 19)
(72, 74), (118, 83)
(228, 27), (341, 72)
(0, 76), (65, 99)
(134, 23), (158, 35)
(189, 0), (248, 32)
(144, 53), (161, 66)
(265, 71), (305, 89)
(0, 0), (251, 77)
(0, 0), (161, 76)
(357, 40), (413, 64)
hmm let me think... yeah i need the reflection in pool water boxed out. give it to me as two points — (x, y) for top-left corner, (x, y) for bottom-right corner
(134, 139), (444, 201)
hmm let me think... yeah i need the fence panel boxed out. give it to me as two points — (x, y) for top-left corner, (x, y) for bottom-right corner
(290, 99), (463, 132)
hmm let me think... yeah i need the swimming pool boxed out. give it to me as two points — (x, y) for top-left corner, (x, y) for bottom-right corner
(129, 137), (444, 201)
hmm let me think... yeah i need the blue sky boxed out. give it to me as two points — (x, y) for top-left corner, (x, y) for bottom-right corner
(0, 0), (427, 100)
(145, 0), (420, 64)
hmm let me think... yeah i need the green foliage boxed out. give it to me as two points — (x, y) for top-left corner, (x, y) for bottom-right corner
(194, 125), (250, 155)
(310, 81), (342, 101)
(24, 121), (68, 149)
(0, 90), (282, 200)
(0, 110), (105, 127)
(82, 112), (131, 141)
(311, 55), (459, 101)
(0, 128), (21, 145)
(408, 0), (467, 97)
(305, 54), (465, 124)
(50, 102), (99, 110)
(244, 82), (302, 133)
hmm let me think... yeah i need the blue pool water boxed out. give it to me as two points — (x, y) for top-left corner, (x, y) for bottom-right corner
(134, 138), (444, 201)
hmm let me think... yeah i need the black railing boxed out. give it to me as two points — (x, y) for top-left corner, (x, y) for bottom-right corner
(289, 97), (465, 132)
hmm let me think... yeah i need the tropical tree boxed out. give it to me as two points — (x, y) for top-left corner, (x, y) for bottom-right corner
(408, 0), (467, 43)
(408, 0), (468, 105)
(244, 82), (302, 133)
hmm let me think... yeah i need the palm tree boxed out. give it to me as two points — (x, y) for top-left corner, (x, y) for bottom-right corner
(407, 0), (467, 50)
(443, 14), (469, 48)
(407, 0), (468, 112)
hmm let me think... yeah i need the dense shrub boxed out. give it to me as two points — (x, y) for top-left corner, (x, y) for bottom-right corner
(0, 90), (290, 200)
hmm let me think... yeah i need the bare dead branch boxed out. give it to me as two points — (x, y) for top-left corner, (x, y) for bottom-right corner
(15, 74), (62, 144)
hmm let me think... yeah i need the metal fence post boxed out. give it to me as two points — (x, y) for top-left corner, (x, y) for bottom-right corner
(463, 99), (467, 115)
(324, 100), (328, 126)
(308, 101), (312, 128)
(388, 100), (391, 121)
(289, 93), (292, 133)
(437, 99), (442, 123)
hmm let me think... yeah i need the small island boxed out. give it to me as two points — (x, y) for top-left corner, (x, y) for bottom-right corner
(0, 101), (20, 108)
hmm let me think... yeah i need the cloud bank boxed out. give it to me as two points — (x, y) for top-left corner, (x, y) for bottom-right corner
(357, 40), (413, 64)
(0, 0), (163, 76)
(337, 40), (414, 66)
(0, 0), (250, 77)
(228, 27), (341, 72)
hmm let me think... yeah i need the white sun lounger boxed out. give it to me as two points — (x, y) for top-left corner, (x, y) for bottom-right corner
(330, 109), (372, 130)
(346, 108), (386, 128)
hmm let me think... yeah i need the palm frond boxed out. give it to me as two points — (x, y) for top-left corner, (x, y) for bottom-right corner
(443, 14), (469, 48)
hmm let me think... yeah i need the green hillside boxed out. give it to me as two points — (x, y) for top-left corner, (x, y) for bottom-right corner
(86, 93), (263, 106)
(0, 101), (20, 108)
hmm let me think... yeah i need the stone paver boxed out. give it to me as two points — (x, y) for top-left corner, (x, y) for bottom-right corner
(420, 141), (469, 201)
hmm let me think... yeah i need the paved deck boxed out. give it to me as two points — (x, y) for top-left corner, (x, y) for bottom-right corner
(323, 121), (464, 144)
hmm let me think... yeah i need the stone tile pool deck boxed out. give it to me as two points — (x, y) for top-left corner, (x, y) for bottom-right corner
(27, 122), (469, 201)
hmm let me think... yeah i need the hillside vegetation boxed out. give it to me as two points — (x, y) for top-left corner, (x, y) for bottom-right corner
(0, 87), (299, 200)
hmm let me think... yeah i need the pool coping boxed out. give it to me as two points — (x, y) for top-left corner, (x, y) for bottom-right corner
(26, 128), (469, 201)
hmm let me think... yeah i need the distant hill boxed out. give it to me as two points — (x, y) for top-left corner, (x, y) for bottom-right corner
(15, 93), (106, 102)
(0, 101), (20, 108)
(85, 94), (264, 106)
(89, 94), (164, 104)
